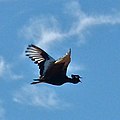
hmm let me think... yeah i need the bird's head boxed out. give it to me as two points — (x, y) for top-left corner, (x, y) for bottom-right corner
(71, 74), (82, 84)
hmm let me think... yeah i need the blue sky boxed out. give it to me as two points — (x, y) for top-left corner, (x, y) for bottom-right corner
(0, 0), (120, 120)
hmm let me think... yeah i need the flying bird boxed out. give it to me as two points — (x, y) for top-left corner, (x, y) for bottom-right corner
(25, 44), (82, 85)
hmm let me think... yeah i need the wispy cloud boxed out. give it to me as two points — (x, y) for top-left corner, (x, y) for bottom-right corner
(20, 17), (65, 50)
(68, 63), (85, 74)
(13, 85), (69, 109)
(19, 1), (120, 76)
(0, 56), (23, 80)
(66, 1), (120, 37)
(20, 1), (120, 48)
(0, 57), (5, 77)
(68, 13), (120, 39)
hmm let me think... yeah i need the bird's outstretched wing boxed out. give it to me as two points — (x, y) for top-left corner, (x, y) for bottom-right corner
(54, 49), (71, 75)
(25, 44), (55, 76)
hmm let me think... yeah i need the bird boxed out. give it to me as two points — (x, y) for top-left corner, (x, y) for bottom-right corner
(25, 44), (82, 86)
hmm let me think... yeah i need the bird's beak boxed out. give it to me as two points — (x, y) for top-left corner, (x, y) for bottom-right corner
(79, 76), (82, 83)
(79, 80), (82, 83)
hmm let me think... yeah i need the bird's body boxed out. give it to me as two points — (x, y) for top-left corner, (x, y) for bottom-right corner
(25, 44), (82, 86)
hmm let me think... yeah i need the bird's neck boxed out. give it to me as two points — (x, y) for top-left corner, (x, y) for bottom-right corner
(66, 77), (73, 83)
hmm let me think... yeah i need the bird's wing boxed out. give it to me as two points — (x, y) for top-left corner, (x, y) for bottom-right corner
(54, 49), (71, 75)
(25, 44), (55, 76)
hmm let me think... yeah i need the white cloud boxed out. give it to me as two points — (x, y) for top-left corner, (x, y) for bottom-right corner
(68, 63), (85, 74)
(69, 14), (120, 37)
(20, 2), (120, 48)
(19, 1), (120, 73)
(10, 74), (23, 80)
(20, 17), (66, 50)
(13, 85), (69, 109)
(0, 57), (5, 77)
(65, 1), (86, 18)
(0, 56), (23, 80)
(67, 1), (120, 37)
(5, 65), (23, 80)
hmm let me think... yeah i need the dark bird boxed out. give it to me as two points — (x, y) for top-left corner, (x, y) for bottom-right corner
(25, 44), (82, 86)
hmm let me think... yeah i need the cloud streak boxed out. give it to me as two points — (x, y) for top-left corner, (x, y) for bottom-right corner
(69, 13), (120, 37)
(20, 17), (65, 50)
(66, 1), (120, 39)
(13, 85), (69, 109)
(19, 1), (120, 76)
(0, 56), (23, 80)
(20, 1), (120, 48)
(0, 57), (5, 77)
(68, 63), (85, 74)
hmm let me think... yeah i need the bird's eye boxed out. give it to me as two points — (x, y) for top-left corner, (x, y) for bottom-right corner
(75, 76), (78, 78)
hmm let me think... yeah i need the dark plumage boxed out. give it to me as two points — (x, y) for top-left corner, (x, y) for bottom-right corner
(25, 44), (82, 86)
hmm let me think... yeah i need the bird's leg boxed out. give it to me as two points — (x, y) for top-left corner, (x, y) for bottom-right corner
(33, 75), (44, 81)
(31, 76), (45, 85)
(31, 77), (43, 84)
(31, 81), (41, 84)
(33, 78), (40, 81)
(40, 75), (44, 80)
